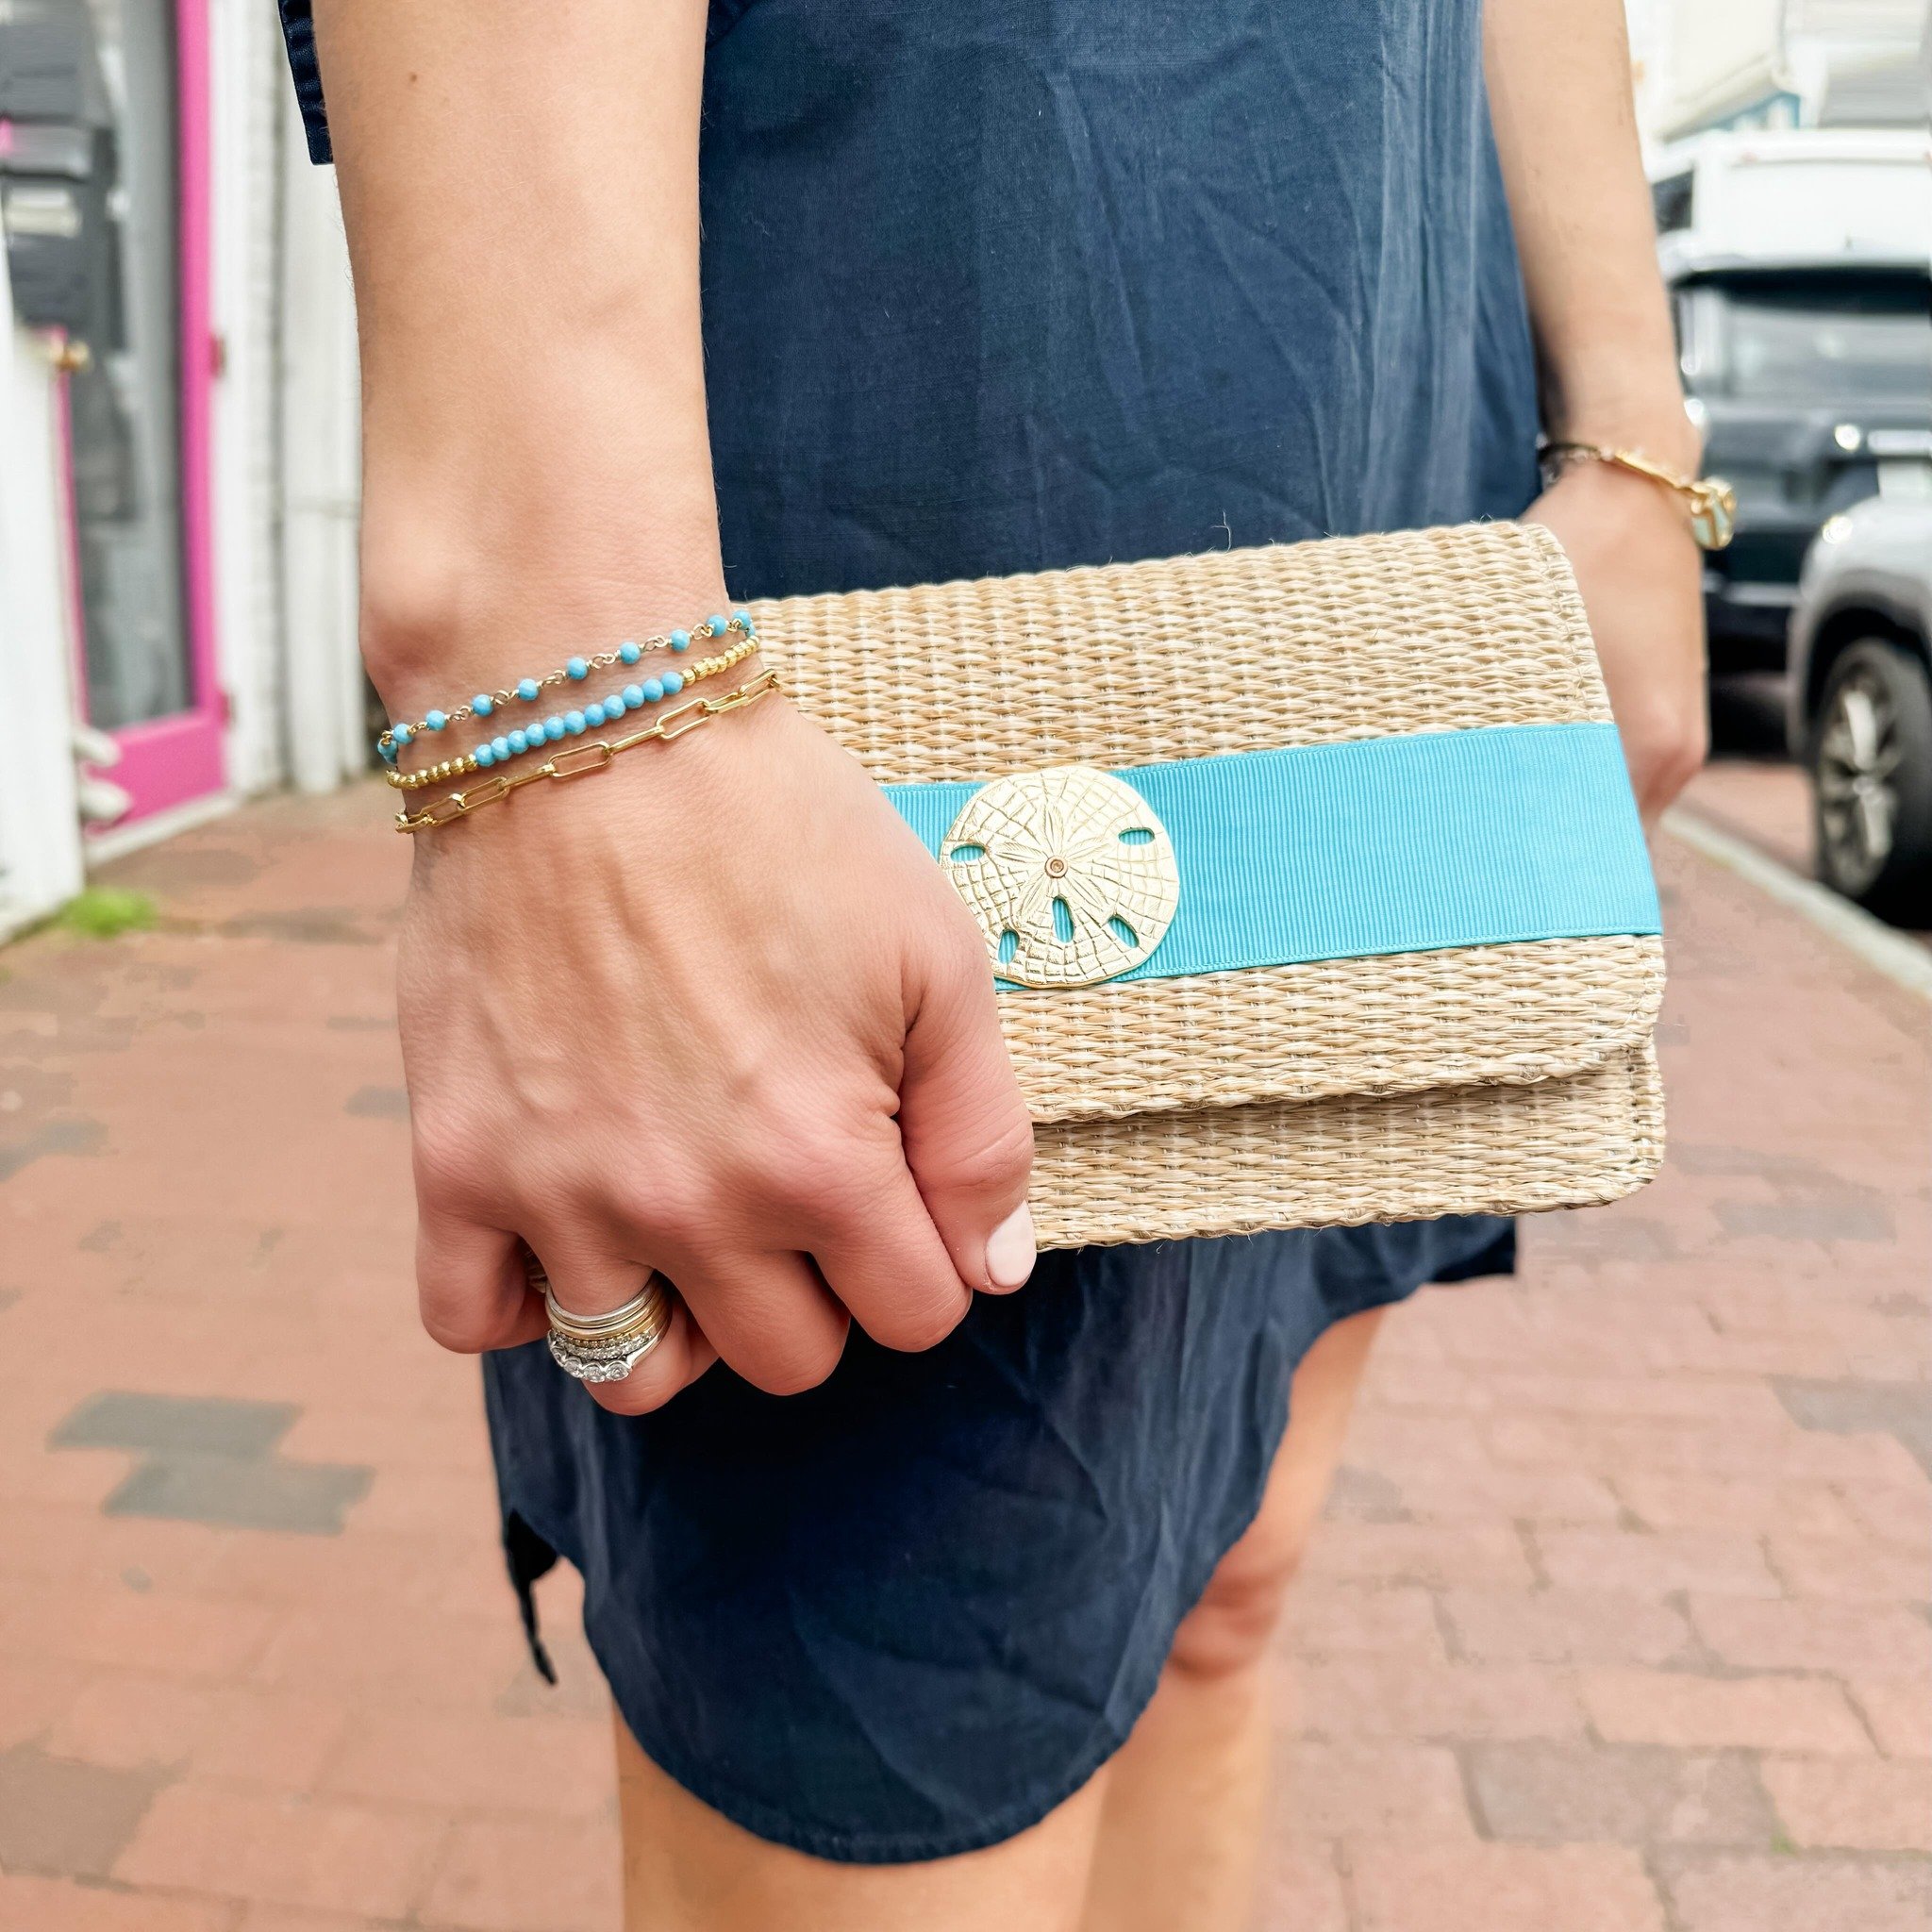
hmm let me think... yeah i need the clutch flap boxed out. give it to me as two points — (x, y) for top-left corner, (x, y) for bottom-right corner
(760, 522), (1662, 1125)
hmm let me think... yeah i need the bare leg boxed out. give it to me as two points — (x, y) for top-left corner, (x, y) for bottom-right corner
(1079, 1307), (1388, 1932)
(616, 1715), (1108, 1932)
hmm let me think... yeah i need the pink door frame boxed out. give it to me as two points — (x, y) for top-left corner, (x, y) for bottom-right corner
(57, 0), (224, 829)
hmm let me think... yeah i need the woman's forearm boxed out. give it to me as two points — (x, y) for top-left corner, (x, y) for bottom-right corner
(298, 2), (1035, 1415)
(312, 0), (724, 707)
(1489, 0), (1710, 817)
(1484, 0), (1699, 473)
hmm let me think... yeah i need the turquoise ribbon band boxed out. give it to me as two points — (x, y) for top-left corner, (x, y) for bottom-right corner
(885, 721), (1660, 984)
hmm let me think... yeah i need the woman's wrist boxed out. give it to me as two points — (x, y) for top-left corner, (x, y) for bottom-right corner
(355, 343), (727, 701)
(1539, 355), (1704, 476)
(358, 474), (727, 721)
(362, 538), (727, 711)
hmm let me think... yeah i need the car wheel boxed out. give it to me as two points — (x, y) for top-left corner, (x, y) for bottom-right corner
(1809, 639), (1932, 924)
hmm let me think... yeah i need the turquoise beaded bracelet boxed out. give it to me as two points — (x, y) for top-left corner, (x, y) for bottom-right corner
(384, 620), (762, 793)
(377, 611), (755, 764)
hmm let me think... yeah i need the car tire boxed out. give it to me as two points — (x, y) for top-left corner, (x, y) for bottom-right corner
(1808, 638), (1932, 925)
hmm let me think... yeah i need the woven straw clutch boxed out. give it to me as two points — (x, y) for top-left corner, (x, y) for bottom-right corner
(757, 521), (1665, 1249)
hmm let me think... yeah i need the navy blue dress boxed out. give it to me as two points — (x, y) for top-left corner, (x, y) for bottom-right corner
(282, 0), (1538, 1863)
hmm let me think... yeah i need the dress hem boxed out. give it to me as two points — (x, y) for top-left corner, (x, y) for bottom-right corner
(499, 1261), (1469, 1864)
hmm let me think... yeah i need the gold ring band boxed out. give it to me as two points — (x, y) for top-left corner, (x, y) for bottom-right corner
(522, 1248), (677, 1385)
(543, 1277), (674, 1345)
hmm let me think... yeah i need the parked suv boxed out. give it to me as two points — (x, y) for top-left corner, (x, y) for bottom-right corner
(1788, 498), (1932, 924)
(1665, 244), (1932, 674)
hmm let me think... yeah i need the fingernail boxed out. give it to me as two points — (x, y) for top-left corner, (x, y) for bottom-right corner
(986, 1202), (1036, 1291)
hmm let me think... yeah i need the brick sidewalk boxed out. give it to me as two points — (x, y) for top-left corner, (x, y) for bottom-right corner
(2, 784), (1927, 1931)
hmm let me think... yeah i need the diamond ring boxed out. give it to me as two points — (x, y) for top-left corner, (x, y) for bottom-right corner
(524, 1251), (675, 1384)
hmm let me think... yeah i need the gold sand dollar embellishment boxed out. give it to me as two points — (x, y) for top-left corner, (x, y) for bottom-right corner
(941, 766), (1180, 988)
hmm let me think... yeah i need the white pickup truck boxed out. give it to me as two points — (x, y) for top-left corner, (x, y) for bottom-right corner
(1650, 128), (1931, 260)
(1649, 130), (1932, 675)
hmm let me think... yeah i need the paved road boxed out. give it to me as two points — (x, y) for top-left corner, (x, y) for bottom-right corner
(2, 783), (1926, 1931)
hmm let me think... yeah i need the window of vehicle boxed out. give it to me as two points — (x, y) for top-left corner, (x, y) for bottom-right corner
(1679, 274), (1932, 405)
(1651, 172), (1692, 235)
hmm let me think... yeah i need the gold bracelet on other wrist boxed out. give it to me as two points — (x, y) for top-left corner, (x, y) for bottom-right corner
(1541, 441), (1736, 552)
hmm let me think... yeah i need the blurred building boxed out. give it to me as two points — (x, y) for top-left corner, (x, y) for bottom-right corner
(1627, 0), (1929, 696)
(1629, 0), (1929, 143)
(0, 0), (362, 938)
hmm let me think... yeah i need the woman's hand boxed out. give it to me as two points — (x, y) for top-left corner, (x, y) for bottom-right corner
(308, 0), (1035, 1418)
(396, 682), (1037, 1416)
(1525, 461), (1709, 820)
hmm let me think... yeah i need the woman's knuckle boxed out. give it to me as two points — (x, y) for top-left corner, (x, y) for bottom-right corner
(748, 1328), (846, 1396)
(589, 1374), (664, 1417)
(619, 1174), (711, 1251)
(930, 937), (999, 1020)
(880, 1293), (968, 1355)
(417, 1294), (499, 1355)
(410, 1139), (465, 1205)
(941, 918), (991, 980)
(779, 1143), (884, 1231)
(939, 1109), (1035, 1196)
(411, 1117), (492, 1206)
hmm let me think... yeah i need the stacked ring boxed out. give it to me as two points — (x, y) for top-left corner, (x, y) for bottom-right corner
(526, 1259), (675, 1384)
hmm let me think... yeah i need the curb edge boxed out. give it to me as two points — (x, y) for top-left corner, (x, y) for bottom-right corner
(1663, 805), (1932, 1006)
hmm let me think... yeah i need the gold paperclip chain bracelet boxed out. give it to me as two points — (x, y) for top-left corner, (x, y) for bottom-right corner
(393, 668), (785, 834)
